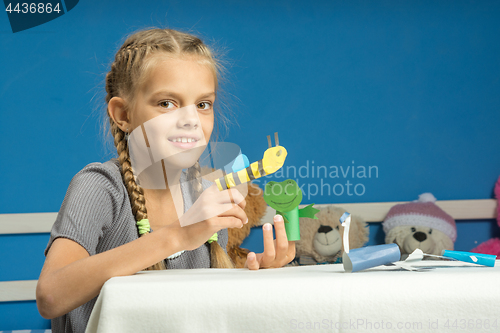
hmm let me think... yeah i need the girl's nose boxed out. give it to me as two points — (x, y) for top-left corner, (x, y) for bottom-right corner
(177, 105), (200, 129)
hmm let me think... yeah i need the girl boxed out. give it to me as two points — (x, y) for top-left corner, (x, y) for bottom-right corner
(36, 28), (296, 332)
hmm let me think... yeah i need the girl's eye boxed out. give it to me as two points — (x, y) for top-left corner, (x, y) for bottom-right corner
(159, 101), (176, 109)
(197, 102), (212, 110)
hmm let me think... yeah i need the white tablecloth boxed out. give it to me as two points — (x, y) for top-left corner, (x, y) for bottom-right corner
(86, 260), (500, 333)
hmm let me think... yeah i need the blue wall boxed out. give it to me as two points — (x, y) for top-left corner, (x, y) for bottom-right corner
(2, 1), (500, 213)
(1, 0), (500, 330)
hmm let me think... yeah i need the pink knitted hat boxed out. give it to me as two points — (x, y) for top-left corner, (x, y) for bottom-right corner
(383, 193), (457, 242)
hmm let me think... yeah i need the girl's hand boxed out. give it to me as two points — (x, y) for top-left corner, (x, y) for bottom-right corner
(172, 184), (247, 251)
(244, 215), (296, 269)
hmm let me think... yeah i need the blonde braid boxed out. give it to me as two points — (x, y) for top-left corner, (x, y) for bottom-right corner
(188, 161), (234, 269)
(187, 160), (203, 199)
(107, 45), (165, 270)
(110, 121), (147, 220)
(109, 119), (166, 270)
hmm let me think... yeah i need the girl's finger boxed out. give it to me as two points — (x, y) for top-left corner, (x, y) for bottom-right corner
(246, 252), (260, 270)
(218, 204), (247, 226)
(227, 188), (246, 210)
(217, 187), (246, 208)
(261, 223), (276, 266)
(219, 216), (246, 229)
(272, 215), (289, 263)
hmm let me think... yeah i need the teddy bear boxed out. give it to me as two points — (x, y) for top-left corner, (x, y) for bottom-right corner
(383, 193), (456, 256)
(291, 206), (369, 265)
(471, 176), (500, 258)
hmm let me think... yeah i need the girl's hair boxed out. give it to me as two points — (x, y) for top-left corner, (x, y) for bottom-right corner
(105, 28), (234, 270)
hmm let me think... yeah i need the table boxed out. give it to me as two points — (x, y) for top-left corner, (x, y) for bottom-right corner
(86, 260), (500, 333)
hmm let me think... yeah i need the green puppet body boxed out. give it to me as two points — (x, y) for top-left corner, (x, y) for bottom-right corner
(263, 179), (319, 241)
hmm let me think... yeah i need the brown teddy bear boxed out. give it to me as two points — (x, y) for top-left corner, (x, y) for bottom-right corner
(292, 206), (369, 265)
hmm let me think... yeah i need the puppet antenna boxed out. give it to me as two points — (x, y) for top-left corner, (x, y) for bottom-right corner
(274, 132), (279, 147)
(267, 135), (272, 148)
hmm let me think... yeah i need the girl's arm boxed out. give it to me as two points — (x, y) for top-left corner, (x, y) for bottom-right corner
(36, 186), (247, 319)
(36, 226), (181, 319)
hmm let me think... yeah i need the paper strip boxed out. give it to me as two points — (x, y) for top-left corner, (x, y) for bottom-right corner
(340, 212), (351, 254)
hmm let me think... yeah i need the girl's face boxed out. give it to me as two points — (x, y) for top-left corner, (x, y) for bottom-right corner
(128, 55), (216, 171)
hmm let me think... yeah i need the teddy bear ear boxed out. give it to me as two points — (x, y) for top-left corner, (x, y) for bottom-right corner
(328, 206), (343, 219)
(347, 215), (369, 248)
(385, 226), (402, 244)
(385, 230), (396, 244)
(432, 230), (454, 254)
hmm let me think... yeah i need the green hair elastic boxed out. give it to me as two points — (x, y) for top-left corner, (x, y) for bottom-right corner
(207, 232), (218, 244)
(137, 219), (151, 235)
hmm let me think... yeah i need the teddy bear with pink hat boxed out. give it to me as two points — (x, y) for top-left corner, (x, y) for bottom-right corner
(383, 193), (456, 256)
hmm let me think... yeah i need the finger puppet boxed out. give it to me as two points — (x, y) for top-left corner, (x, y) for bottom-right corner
(205, 133), (288, 266)
(292, 206), (368, 265)
(215, 132), (287, 191)
(198, 134), (288, 267)
(263, 179), (319, 241)
(472, 175), (500, 258)
(383, 193), (456, 256)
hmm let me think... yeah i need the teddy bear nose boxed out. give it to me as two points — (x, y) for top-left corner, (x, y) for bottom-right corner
(413, 231), (427, 242)
(318, 225), (333, 233)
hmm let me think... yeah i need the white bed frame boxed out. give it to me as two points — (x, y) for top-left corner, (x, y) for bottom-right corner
(0, 199), (496, 302)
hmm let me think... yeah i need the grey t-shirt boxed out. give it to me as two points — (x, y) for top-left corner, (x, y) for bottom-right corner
(45, 159), (227, 333)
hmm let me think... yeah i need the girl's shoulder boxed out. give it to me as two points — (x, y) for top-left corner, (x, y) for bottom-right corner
(77, 158), (121, 178)
(69, 158), (125, 197)
(79, 158), (120, 172)
(47, 159), (133, 257)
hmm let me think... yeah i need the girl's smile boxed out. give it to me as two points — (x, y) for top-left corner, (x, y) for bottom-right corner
(168, 134), (201, 149)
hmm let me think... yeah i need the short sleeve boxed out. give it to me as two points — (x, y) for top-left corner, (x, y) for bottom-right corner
(45, 162), (126, 257)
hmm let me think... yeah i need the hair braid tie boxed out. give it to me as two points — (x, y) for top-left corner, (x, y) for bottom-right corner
(207, 233), (218, 244)
(137, 219), (151, 235)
